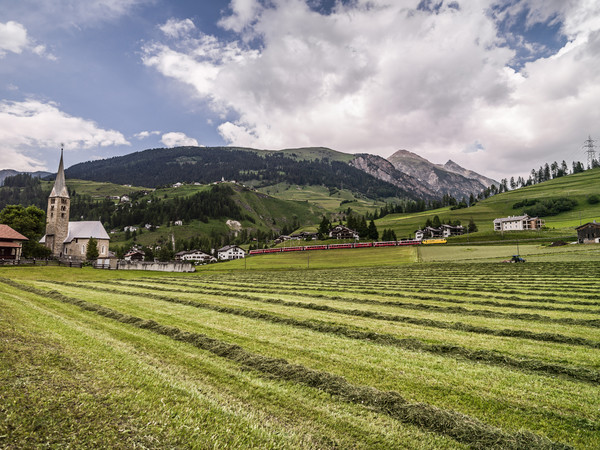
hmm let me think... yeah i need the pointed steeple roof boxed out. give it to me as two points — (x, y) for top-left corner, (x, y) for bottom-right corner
(50, 147), (69, 198)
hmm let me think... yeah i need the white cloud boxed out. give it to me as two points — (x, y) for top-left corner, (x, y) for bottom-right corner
(160, 18), (196, 39)
(161, 131), (199, 147)
(0, 20), (54, 59)
(0, 21), (28, 56)
(134, 130), (161, 139)
(0, 99), (130, 171)
(143, 0), (600, 179)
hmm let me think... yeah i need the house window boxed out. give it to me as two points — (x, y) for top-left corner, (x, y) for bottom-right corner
(82, 244), (86, 255)
(61, 213), (65, 218)
(51, 199), (55, 204)
(101, 245), (106, 254)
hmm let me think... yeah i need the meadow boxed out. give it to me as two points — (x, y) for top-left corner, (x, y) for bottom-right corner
(1, 251), (599, 448)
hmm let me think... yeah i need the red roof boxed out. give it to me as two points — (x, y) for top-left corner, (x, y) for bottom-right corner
(0, 241), (22, 248)
(0, 224), (28, 241)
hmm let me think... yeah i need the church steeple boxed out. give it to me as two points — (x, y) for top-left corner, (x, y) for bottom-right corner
(45, 145), (71, 257)
(50, 145), (69, 199)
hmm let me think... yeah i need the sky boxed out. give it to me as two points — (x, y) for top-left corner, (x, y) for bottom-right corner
(1, 0), (599, 180)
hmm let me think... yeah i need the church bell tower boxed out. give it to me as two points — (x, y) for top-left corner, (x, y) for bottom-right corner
(45, 146), (70, 257)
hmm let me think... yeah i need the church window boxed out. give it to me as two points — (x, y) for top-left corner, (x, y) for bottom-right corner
(61, 213), (65, 218)
(82, 244), (86, 255)
(61, 199), (67, 204)
(51, 205), (55, 211)
(51, 199), (55, 204)
(50, 213), (53, 218)
(61, 205), (66, 211)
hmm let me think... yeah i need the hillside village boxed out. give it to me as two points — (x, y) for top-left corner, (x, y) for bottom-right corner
(1, 145), (600, 270)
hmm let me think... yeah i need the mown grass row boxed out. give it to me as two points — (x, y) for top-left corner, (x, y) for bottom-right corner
(47, 280), (600, 384)
(175, 276), (600, 304)
(1, 278), (570, 450)
(97, 279), (600, 328)
(140, 278), (600, 312)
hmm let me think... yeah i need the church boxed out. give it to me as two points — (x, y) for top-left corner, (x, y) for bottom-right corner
(41, 150), (110, 260)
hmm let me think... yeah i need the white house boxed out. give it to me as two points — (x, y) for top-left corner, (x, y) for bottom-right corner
(175, 249), (216, 264)
(217, 245), (246, 260)
(174, 220), (183, 226)
(493, 215), (543, 232)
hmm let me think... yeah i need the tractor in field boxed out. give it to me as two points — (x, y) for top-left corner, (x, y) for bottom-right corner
(502, 255), (526, 263)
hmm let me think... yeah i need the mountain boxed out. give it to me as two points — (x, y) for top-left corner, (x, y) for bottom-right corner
(0, 169), (53, 186)
(387, 150), (490, 200)
(65, 146), (427, 201)
(348, 154), (437, 199)
(442, 160), (497, 188)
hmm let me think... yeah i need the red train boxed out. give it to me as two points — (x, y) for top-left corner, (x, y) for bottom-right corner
(248, 239), (421, 255)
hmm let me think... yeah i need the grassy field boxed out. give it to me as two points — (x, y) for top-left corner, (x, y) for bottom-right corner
(2, 252), (600, 448)
(376, 167), (600, 241)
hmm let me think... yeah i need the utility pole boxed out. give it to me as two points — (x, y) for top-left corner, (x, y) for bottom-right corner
(583, 135), (597, 169)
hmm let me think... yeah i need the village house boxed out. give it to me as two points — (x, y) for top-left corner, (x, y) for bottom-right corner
(0, 224), (28, 262)
(493, 215), (543, 232)
(175, 249), (216, 264)
(40, 150), (110, 260)
(576, 221), (600, 244)
(174, 220), (183, 226)
(329, 225), (359, 240)
(290, 231), (318, 241)
(124, 249), (145, 261)
(217, 245), (246, 260)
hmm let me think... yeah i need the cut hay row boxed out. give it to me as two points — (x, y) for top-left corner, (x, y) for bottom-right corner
(0, 278), (570, 450)
(136, 278), (600, 313)
(174, 277), (600, 304)
(47, 281), (600, 383)
(62, 280), (600, 348)
(94, 279), (600, 328)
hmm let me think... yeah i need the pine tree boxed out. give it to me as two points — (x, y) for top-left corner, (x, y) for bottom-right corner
(86, 237), (99, 260)
(367, 220), (379, 240)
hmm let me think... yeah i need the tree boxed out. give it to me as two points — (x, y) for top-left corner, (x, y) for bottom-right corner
(86, 237), (99, 260)
(157, 246), (174, 262)
(0, 204), (50, 258)
(318, 215), (331, 238)
(367, 220), (379, 241)
(468, 218), (478, 233)
(142, 245), (154, 261)
(431, 215), (441, 228)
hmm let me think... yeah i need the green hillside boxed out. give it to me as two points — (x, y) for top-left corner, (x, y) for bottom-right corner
(108, 182), (323, 250)
(40, 179), (147, 198)
(375, 167), (600, 241)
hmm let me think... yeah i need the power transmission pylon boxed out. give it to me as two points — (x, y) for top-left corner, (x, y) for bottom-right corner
(583, 135), (597, 169)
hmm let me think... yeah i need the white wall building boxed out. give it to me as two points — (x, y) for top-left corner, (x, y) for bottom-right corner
(217, 245), (246, 260)
(493, 215), (543, 232)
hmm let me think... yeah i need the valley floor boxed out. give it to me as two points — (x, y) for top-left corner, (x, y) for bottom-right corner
(1, 255), (599, 448)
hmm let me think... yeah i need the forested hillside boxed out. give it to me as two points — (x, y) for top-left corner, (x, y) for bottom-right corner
(64, 147), (426, 201)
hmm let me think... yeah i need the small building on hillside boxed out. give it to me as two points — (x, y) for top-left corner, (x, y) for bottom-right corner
(493, 215), (543, 232)
(329, 225), (359, 240)
(0, 224), (28, 262)
(175, 249), (216, 264)
(440, 224), (465, 237)
(217, 245), (246, 260)
(576, 221), (600, 244)
(124, 249), (145, 261)
(290, 231), (318, 241)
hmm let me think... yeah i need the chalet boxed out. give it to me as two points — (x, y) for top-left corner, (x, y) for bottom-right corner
(415, 226), (444, 241)
(493, 215), (543, 232)
(576, 221), (600, 244)
(174, 220), (183, 226)
(124, 249), (145, 261)
(329, 225), (359, 240)
(175, 249), (216, 264)
(0, 224), (28, 262)
(440, 224), (465, 237)
(217, 245), (246, 260)
(124, 226), (138, 232)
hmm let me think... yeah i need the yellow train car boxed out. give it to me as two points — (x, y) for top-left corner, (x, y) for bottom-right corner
(421, 238), (447, 245)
